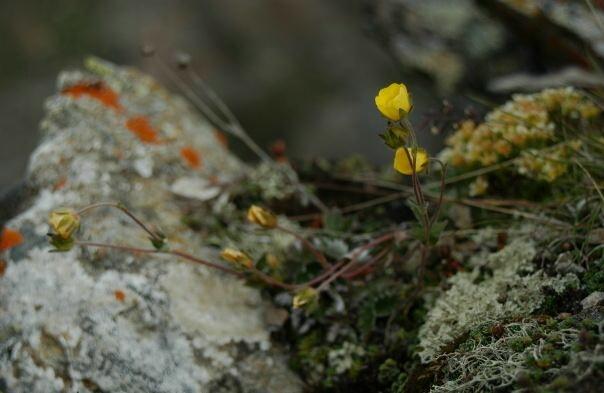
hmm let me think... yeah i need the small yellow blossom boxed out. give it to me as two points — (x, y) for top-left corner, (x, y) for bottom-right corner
(247, 205), (277, 229)
(49, 208), (80, 240)
(220, 248), (253, 268)
(292, 287), (318, 309)
(469, 176), (489, 197)
(375, 83), (412, 121)
(266, 253), (282, 270)
(393, 147), (429, 175)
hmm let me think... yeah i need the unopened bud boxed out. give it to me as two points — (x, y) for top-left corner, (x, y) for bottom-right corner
(292, 287), (318, 309)
(220, 248), (253, 269)
(49, 208), (80, 240)
(246, 205), (277, 229)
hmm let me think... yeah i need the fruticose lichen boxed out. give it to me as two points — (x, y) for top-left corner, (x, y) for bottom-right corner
(430, 315), (604, 392)
(418, 238), (579, 363)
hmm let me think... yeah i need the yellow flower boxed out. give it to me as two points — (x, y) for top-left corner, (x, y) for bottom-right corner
(246, 205), (277, 229)
(375, 83), (412, 121)
(292, 287), (318, 309)
(469, 176), (489, 197)
(393, 147), (429, 175)
(266, 253), (282, 270)
(49, 208), (80, 240)
(220, 248), (253, 268)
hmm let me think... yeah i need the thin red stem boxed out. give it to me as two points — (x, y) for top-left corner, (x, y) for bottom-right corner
(276, 225), (330, 269)
(76, 241), (241, 276)
(77, 202), (161, 243)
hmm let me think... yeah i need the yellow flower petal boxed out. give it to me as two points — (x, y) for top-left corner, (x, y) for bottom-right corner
(246, 205), (277, 229)
(393, 147), (429, 175)
(49, 208), (80, 240)
(375, 83), (412, 121)
(220, 248), (253, 268)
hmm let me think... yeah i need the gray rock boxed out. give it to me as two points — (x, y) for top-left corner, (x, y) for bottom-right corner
(581, 291), (604, 310)
(0, 58), (302, 393)
(554, 252), (585, 274)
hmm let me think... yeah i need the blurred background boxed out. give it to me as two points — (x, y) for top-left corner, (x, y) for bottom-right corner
(2, 0), (604, 193)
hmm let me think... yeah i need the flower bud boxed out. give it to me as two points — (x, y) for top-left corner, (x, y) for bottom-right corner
(246, 205), (277, 229)
(292, 287), (318, 309)
(220, 248), (253, 269)
(49, 208), (80, 240)
(266, 253), (282, 270)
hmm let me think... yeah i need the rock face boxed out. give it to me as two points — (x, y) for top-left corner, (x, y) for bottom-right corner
(0, 58), (302, 393)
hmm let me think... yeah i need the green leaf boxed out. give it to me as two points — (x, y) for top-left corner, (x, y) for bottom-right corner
(429, 220), (448, 244)
(48, 234), (74, 252)
(388, 125), (409, 140)
(149, 233), (167, 250)
(407, 199), (428, 224)
(379, 127), (409, 150)
(409, 224), (426, 242)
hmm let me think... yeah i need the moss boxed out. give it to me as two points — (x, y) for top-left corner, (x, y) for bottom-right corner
(582, 259), (604, 293)
(377, 358), (400, 385)
(508, 335), (533, 352)
(389, 372), (408, 393)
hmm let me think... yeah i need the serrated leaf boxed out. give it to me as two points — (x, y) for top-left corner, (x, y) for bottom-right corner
(428, 220), (447, 244)
(407, 199), (427, 224)
(409, 224), (426, 242)
(379, 128), (408, 150)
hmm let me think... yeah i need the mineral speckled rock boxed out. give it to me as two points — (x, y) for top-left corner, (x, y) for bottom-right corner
(0, 58), (302, 393)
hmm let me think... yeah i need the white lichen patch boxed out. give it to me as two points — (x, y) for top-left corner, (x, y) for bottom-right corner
(159, 261), (270, 347)
(0, 58), (301, 392)
(417, 240), (579, 363)
(327, 342), (366, 375)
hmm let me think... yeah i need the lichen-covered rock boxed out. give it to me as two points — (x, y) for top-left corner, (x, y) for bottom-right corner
(0, 58), (302, 392)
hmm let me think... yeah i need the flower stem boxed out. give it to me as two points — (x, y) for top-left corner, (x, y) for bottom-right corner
(276, 225), (330, 269)
(76, 241), (242, 276)
(77, 202), (162, 243)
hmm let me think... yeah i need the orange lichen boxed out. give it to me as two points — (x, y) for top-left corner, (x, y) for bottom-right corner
(126, 117), (161, 144)
(0, 228), (23, 251)
(180, 147), (202, 169)
(114, 290), (126, 302)
(214, 130), (229, 148)
(62, 82), (122, 111)
(53, 177), (67, 191)
(0, 260), (6, 277)
(270, 139), (288, 163)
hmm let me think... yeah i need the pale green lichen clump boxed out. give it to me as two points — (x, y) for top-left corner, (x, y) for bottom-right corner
(430, 319), (586, 392)
(417, 239), (579, 363)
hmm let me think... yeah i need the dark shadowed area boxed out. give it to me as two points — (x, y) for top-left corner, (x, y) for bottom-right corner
(0, 0), (406, 193)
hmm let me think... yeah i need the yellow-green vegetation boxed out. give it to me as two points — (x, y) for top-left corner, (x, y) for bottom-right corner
(440, 87), (601, 195)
